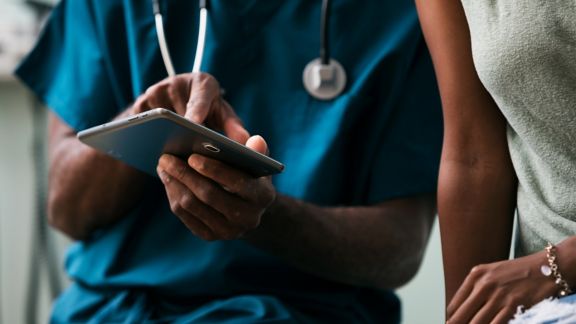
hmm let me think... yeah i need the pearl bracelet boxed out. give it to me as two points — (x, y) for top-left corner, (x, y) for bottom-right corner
(541, 242), (573, 297)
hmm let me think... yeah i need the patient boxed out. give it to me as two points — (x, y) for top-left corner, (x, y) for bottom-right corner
(416, 0), (576, 322)
(16, 0), (443, 322)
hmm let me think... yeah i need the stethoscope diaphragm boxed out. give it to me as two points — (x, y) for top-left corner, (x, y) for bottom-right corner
(302, 58), (347, 100)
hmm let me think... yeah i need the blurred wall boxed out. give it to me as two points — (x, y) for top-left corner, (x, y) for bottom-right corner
(1, 1), (67, 323)
(0, 80), (52, 324)
(398, 220), (444, 323)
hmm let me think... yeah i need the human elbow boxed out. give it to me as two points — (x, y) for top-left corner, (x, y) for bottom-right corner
(47, 190), (93, 241)
(373, 251), (424, 290)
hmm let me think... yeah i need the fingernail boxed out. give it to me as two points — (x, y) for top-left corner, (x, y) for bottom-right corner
(188, 154), (201, 169)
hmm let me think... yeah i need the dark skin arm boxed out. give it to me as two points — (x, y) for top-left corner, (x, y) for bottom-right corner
(48, 110), (149, 240)
(47, 74), (248, 240)
(155, 74), (437, 289)
(49, 69), (435, 288)
(415, 0), (517, 313)
(417, 1), (576, 323)
(248, 193), (436, 289)
(158, 149), (436, 288)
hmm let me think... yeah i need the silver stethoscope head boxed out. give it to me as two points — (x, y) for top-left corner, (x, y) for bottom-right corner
(302, 0), (347, 100)
(153, 0), (346, 100)
(302, 58), (347, 101)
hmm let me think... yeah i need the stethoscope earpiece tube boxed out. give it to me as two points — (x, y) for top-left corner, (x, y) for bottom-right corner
(192, 6), (208, 73)
(153, 0), (346, 99)
(320, 0), (331, 65)
(154, 0), (208, 76)
(154, 0), (176, 77)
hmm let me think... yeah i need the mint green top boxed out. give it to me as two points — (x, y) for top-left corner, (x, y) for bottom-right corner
(460, 1), (576, 255)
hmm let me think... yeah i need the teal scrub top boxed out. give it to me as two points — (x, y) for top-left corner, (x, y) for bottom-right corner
(16, 0), (443, 323)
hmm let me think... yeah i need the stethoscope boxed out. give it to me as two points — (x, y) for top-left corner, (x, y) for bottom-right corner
(152, 0), (347, 100)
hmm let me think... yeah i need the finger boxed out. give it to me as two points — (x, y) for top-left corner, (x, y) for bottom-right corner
(448, 286), (486, 324)
(157, 167), (241, 241)
(245, 135), (269, 155)
(469, 299), (500, 324)
(490, 306), (516, 324)
(448, 267), (480, 317)
(131, 94), (153, 114)
(188, 153), (276, 210)
(188, 154), (258, 200)
(145, 80), (173, 110)
(185, 73), (221, 123)
(167, 75), (192, 116)
(157, 169), (212, 239)
(159, 154), (252, 225)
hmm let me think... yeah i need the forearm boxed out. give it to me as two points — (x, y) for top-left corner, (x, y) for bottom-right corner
(438, 156), (516, 303)
(245, 194), (436, 290)
(48, 111), (150, 240)
(416, 0), (519, 304)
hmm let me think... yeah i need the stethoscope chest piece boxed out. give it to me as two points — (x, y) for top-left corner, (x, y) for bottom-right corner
(302, 58), (347, 101)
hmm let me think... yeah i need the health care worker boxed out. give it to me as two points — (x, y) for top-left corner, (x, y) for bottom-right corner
(17, 0), (443, 322)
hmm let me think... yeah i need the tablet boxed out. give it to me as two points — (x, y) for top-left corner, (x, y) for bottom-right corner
(77, 108), (285, 178)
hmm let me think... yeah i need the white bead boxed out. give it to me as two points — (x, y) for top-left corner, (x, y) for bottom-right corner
(541, 265), (552, 276)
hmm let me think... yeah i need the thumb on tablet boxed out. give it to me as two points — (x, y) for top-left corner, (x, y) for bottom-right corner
(246, 135), (269, 156)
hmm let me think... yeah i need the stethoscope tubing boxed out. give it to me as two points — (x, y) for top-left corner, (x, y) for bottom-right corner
(153, 0), (346, 100)
(153, 0), (207, 76)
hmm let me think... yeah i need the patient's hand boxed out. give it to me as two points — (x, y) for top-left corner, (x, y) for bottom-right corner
(446, 252), (561, 324)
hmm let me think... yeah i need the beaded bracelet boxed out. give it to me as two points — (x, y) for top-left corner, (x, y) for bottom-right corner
(540, 242), (573, 297)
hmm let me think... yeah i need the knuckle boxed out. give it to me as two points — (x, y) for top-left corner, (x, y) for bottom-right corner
(225, 178), (244, 195)
(170, 200), (185, 215)
(174, 162), (187, 180)
(196, 185), (217, 204)
(145, 83), (162, 97)
(477, 275), (498, 293)
(196, 72), (216, 85)
(193, 73), (220, 98)
(179, 194), (196, 212)
(169, 194), (197, 215)
(470, 264), (487, 276)
(144, 85), (155, 96)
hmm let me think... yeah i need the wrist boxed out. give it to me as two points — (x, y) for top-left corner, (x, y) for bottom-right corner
(556, 236), (576, 292)
(242, 194), (292, 243)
